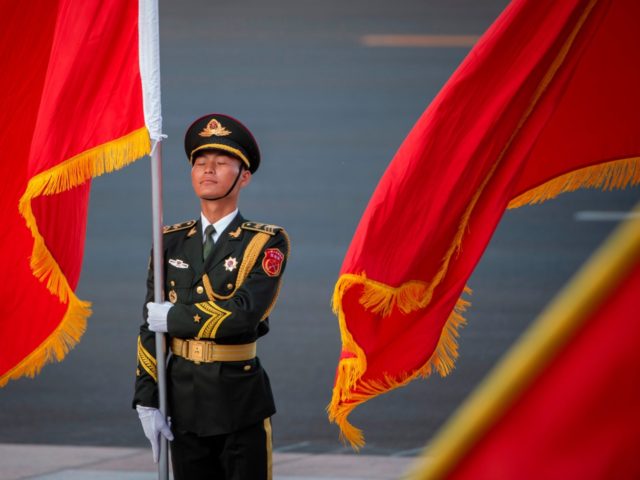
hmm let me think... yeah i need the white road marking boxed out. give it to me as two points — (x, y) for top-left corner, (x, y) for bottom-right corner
(574, 211), (640, 222)
(390, 447), (427, 457)
(361, 34), (479, 48)
(274, 441), (312, 452)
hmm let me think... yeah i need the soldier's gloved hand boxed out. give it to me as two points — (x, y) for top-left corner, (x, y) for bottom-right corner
(146, 301), (173, 332)
(136, 405), (174, 462)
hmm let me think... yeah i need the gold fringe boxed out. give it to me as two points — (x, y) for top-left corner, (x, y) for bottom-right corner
(330, 275), (369, 400)
(0, 127), (151, 387)
(328, 273), (471, 450)
(0, 295), (90, 387)
(508, 156), (640, 209)
(18, 127), (150, 298)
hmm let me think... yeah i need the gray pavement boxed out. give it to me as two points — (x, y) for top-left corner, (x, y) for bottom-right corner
(1, 0), (638, 464)
(0, 444), (415, 480)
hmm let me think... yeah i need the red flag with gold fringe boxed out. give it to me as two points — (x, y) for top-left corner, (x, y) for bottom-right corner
(405, 207), (640, 480)
(328, 0), (640, 448)
(0, 0), (157, 386)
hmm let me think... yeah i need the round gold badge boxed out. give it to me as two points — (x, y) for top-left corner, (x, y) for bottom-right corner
(169, 290), (178, 303)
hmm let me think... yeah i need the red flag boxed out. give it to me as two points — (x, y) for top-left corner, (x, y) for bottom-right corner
(328, 0), (640, 448)
(405, 209), (640, 480)
(0, 0), (157, 386)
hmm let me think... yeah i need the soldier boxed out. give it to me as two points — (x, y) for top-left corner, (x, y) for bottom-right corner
(133, 113), (289, 480)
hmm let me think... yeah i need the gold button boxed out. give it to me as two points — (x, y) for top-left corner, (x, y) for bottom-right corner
(227, 283), (233, 290)
(170, 280), (175, 286)
(196, 286), (204, 294)
(243, 365), (252, 372)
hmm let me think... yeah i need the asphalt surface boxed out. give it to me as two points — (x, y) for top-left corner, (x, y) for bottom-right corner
(1, 0), (637, 458)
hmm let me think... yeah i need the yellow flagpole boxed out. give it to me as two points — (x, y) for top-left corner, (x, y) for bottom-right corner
(403, 202), (640, 480)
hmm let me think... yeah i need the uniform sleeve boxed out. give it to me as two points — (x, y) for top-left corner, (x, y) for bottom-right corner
(132, 250), (160, 408)
(167, 230), (289, 341)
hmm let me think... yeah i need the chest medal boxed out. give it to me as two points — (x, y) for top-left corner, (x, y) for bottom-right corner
(224, 256), (238, 272)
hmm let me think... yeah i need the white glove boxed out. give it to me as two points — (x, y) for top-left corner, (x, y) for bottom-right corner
(147, 301), (172, 332)
(136, 405), (174, 462)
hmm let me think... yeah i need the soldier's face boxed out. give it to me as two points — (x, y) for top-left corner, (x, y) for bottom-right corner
(191, 150), (251, 201)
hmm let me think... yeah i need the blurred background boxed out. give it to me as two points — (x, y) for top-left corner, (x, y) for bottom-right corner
(1, 0), (636, 457)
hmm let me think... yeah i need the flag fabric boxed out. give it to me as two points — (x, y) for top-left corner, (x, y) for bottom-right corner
(404, 207), (640, 480)
(0, 0), (161, 386)
(328, 0), (640, 448)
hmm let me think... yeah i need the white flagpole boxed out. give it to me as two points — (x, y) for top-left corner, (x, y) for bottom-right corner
(139, 0), (169, 478)
(151, 142), (169, 479)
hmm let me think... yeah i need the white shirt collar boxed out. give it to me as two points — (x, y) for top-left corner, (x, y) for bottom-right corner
(200, 209), (238, 243)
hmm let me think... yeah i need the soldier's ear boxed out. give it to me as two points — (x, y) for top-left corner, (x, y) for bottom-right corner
(239, 169), (252, 189)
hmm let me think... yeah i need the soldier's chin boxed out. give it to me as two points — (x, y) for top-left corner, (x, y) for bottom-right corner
(200, 193), (225, 201)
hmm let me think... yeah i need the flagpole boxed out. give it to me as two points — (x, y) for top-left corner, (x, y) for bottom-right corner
(151, 140), (170, 479)
(140, 0), (168, 475)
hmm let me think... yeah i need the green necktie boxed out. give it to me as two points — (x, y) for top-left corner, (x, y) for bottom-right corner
(203, 224), (216, 260)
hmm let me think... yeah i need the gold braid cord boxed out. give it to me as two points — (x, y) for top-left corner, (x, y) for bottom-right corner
(202, 232), (272, 300)
(137, 336), (157, 382)
(197, 231), (281, 337)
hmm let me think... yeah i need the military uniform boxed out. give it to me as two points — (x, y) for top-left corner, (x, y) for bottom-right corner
(134, 215), (289, 476)
(133, 113), (288, 479)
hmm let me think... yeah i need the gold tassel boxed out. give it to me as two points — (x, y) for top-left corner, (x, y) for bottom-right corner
(508, 156), (640, 209)
(328, 274), (471, 450)
(0, 295), (90, 387)
(1, 127), (151, 387)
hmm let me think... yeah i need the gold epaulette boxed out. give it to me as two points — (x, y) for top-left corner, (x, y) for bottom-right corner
(163, 219), (196, 234)
(241, 221), (283, 236)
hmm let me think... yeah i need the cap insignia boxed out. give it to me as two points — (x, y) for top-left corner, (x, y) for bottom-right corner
(199, 118), (232, 137)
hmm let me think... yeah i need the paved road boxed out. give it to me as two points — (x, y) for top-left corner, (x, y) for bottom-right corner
(1, 0), (637, 457)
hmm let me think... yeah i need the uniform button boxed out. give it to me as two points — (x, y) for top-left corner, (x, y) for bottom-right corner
(170, 280), (176, 287)
(243, 365), (252, 372)
(196, 286), (204, 294)
(227, 283), (233, 290)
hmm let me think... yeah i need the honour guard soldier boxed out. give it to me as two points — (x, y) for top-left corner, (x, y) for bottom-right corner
(133, 113), (289, 480)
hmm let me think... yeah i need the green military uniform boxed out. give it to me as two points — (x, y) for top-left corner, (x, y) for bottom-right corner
(134, 215), (288, 476)
(133, 113), (288, 479)
(133, 212), (288, 426)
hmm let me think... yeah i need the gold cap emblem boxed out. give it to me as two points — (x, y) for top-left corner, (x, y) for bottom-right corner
(199, 118), (232, 137)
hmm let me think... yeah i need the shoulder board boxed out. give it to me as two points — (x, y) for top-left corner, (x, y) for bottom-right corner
(163, 219), (196, 234)
(241, 221), (283, 236)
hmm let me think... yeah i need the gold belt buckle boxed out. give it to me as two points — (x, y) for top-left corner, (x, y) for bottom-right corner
(188, 340), (206, 363)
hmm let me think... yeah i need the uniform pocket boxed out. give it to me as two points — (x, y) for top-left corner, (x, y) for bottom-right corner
(166, 265), (194, 303)
(166, 265), (194, 287)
